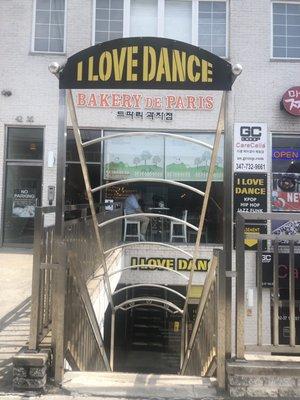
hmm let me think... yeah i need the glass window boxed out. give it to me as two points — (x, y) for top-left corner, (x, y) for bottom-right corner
(273, 2), (300, 58)
(272, 135), (300, 213)
(164, 0), (192, 43)
(67, 129), (101, 162)
(33, 0), (65, 52)
(3, 165), (42, 244)
(95, 0), (124, 44)
(198, 1), (226, 57)
(7, 127), (43, 160)
(130, 0), (158, 36)
(103, 130), (223, 244)
(66, 129), (102, 205)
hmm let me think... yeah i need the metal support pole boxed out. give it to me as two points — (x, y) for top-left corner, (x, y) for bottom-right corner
(29, 207), (43, 350)
(52, 88), (67, 384)
(183, 92), (226, 316)
(235, 213), (245, 359)
(273, 240), (279, 346)
(257, 240), (263, 346)
(66, 89), (115, 312)
(289, 240), (295, 347)
(217, 250), (226, 389)
(223, 90), (232, 359)
(110, 311), (115, 371)
(180, 314), (185, 369)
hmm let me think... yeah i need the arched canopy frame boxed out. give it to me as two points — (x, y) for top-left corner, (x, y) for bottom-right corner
(117, 303), (181, 315)
(98, 213), (198, 232)
(115, 297), (183, 315)
(91, 178), (205, 197)
(98, 264), (189, 282)
(81, 130), (213, 150)
(103, 241), (193, 258)
(112, 283), (186, 300)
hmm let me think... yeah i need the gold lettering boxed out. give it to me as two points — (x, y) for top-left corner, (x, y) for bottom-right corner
(143, 46), (156, 81)
(156, 48), (171, 82)
(99, 51), (112, 81)
(187, 55), (200, 82)
(77, 61), (83, 81)
(127, 46), (138, 81)
(204, 61), (213, 83)
(88, 56), (98, 81)
(172, 50), (186, 82)
(112, 48), (126, 81)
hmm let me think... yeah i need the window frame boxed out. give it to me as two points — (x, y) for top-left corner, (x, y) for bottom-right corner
(271, 0), (300, 61)
(93, 0), (125, 45)
(1, 125), (45, 246)
(31, 0), (67, 54)
(92, 0), (228, 58)
(198, 0), (228, 58)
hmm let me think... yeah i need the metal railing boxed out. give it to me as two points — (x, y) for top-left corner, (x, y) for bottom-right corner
(29, 206), (56, 349)
(29, 204), (122, 370)
(236, 212), (300, 358)
(180, 249), (226, 389)
(65, 251), (110, 371)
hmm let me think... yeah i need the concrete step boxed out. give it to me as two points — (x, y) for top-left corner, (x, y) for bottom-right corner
(62, 371), (219, 399)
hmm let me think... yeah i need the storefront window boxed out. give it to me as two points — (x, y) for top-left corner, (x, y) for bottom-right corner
(66, 129), (102, 204)
(7, 127), (43, 160)
(66, 129), (223, 243)
(272, 135), (300, 213)
(3, 127), (43, 245)
(103, 130), (223, 243)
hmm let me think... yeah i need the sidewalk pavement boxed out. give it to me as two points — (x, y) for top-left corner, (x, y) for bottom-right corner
(0, 248), (33, 390)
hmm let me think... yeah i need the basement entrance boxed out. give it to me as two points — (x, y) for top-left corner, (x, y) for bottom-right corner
(104, 285), (186, 374)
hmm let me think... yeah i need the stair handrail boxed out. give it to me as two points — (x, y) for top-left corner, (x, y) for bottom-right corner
(180, 249), (226, 388)
(66, 251), (111, 370)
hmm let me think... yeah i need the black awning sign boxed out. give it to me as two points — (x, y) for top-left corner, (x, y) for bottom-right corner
(59, 37), (233, 90)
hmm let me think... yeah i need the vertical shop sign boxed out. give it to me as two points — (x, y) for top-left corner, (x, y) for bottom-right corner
(234, 173), (267, 216)
(234, 123), (268, 172)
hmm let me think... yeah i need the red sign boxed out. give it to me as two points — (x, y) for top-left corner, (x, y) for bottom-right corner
(282, 86), (300, 116)
(76, 92), (214, 111)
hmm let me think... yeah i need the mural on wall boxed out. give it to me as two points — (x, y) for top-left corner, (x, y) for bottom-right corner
(104, 134), (164, 180)
(165, 134), (223, 181)
(104, 133), (223, 181)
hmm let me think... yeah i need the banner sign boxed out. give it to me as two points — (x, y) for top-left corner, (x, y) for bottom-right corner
(281, 86), (300, 117)
(12, 189), (36, 218)
(59, 37), (233, 90)
(233, 123), (268, 172)
(130, 256), (210, 271)
(233, 173), (267, 217)
(76, 92), (214, 111)
(272, 173), (300, 212)
(261, 252), (300, 288)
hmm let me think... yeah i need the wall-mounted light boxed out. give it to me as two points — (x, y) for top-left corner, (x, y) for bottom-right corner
(1, 90), (12, 97)
(30, 143), (37, 151)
